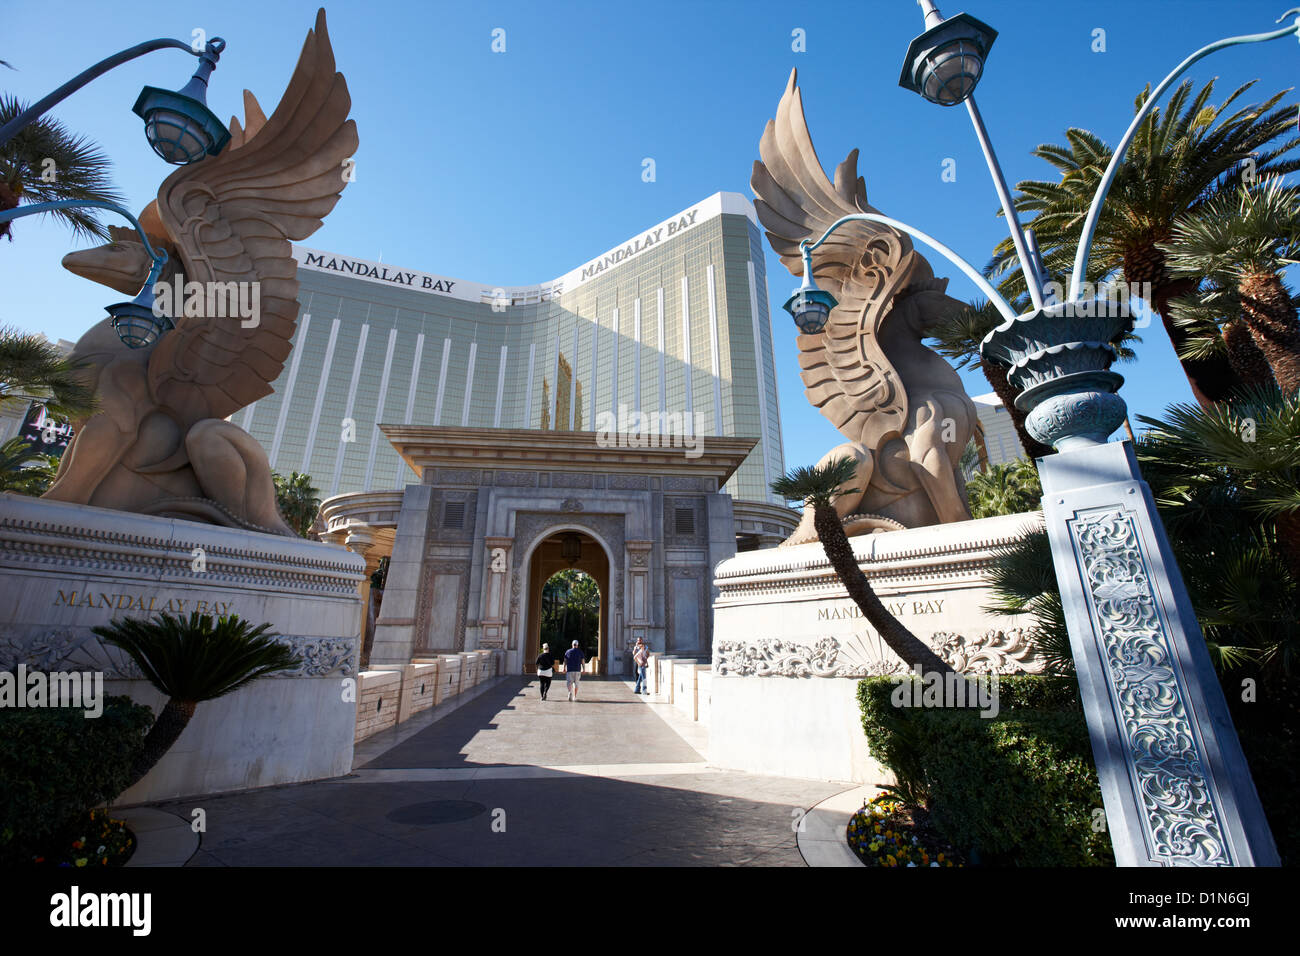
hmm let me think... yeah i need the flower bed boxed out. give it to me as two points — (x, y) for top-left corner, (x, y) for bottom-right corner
(847, 793), (963, 867)
(31, 809), (135, 868)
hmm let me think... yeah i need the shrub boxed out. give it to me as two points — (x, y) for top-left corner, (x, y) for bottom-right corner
(0, 694), (153, 864)
(858, 674), (1113, 866)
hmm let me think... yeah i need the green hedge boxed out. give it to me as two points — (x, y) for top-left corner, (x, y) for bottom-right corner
(0, 694), (153, 864)
(858, 674), (1113, 866)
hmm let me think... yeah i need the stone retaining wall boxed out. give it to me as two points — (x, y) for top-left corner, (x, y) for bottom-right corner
(355, 649), (503, 742)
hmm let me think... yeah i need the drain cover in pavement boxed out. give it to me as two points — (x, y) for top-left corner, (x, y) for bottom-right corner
(386, 800), (489, 826)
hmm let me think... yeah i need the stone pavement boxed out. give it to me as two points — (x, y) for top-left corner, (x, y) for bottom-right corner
(162, 676), (852, 866)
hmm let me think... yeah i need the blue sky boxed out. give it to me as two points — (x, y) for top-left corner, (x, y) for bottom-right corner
(3, 0), (1297, 474)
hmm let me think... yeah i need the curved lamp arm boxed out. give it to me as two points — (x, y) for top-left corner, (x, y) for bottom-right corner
(0, 199), (168, 268)
(1068, 8), (1300, 302)
(0, 38), (209, 149)
(801, 212), (1020, 323)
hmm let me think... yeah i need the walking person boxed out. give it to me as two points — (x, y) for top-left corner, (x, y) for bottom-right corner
(632, 636), (650, 695)
(535, 643), (556, 700)
(564, 639), (585, 701)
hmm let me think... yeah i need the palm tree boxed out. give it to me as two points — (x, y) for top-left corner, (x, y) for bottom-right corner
(771, 458), (954, 675)
(965, 458), (1043, 519)
(0, 326), (96, 420)
(1168, 281), (1277, 389)
(958, 438), (982, 481)
(985, 522), (1074, 677)
(0, 93), (126, 243)
(568, 572), (601, 655)
(0, 436), (59, 495)
(1161, 179), (1300, 394)
(1137, 384), (1300, 596)
(990, 391), (1300, 680)
(92, 611), (300, 794)
(273, 471), (321, 538)
(990, 79), (1299, 407)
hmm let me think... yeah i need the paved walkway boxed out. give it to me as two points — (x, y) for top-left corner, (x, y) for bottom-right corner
(163, 677), (851, 866)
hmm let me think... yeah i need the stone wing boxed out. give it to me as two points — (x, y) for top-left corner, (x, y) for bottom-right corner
(751, 69), (937, 450)
(147, 8), (358, 423)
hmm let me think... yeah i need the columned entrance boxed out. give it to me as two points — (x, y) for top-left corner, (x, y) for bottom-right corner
(523, 529), (611, 674)
(341, 426), (756, 676)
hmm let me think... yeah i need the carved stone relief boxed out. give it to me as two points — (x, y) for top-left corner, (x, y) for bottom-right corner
(712, 628), (1043, 678)
(415, 559), (470, 654)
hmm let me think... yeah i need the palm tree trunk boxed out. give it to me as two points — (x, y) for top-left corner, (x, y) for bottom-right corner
(1148, 274), (1238, 408)
(0, 179), (19, 241)
(1221, 319), (1277, 389)
(980, 358), (1054, 459)
(1238, 273), (1300, 396)
(973, 426), (989, 473)
(811, 504), (954, 676)
(119, 699), (197, 794)
(1274, 511), (1300, 591)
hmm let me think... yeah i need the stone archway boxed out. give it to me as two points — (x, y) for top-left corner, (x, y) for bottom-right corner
(515, 520), (620, 676)
(526, 532), (609, 674)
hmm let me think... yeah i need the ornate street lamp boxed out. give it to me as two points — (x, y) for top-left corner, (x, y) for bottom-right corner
(106, 251), (172, 348)
(898, 0), (997, 106)
(0, 34), (230, 347)
(782, 1), (1300, 866)
(0, 200), (171, 349)
(0, 36), (230, 160)
(133, 38), (231, 164)
(782, 267), (837, 334)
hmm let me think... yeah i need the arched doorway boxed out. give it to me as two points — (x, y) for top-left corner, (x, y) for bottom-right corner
(538, 568), (600, 667)
(523, 529), (611, 675)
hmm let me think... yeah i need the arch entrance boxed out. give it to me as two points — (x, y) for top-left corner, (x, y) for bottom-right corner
(524, 530), (610, 675)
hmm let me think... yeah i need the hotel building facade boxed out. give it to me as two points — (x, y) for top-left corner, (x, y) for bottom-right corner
(238, 192), (787, 515)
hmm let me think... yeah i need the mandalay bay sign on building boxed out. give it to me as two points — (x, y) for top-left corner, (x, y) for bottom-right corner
(240, 192), (787, 517)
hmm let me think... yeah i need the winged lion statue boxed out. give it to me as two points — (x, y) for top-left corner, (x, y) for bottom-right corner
(752, 69), (975, 545)
(43, 9), (357, 536)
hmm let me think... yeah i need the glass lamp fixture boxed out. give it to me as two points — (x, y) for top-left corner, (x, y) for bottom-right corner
(782, 268), (838, 334)
(133, 38), (231, 164)
(898, 2), (998, 106)
(106, 252), (172, 348)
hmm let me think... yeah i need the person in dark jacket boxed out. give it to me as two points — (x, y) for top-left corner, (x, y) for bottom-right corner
(535, 643), (556, 700)
(564, 640), (585, 701)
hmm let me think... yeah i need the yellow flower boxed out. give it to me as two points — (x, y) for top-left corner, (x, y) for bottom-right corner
(75, 858), (87, 867)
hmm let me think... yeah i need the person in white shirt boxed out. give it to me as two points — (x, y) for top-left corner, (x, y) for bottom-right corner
(632, 637), (650, 694)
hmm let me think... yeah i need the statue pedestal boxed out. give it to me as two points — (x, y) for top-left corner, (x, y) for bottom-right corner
(709, 512), (1045, 783)
(0, 493), (366, 803)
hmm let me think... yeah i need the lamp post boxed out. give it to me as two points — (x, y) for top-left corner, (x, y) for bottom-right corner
(782, 2), (1300, 866)
(0, 35), (231, 347)
(0, 36), (230, 157)
(0, 200), (171, 348)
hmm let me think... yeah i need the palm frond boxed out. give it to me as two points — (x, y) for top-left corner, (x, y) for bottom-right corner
(0, 325), (97, 418)
(0, 94), (125, 243)
(92, 612), (301, 702)
(770, 457), (858, 508)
